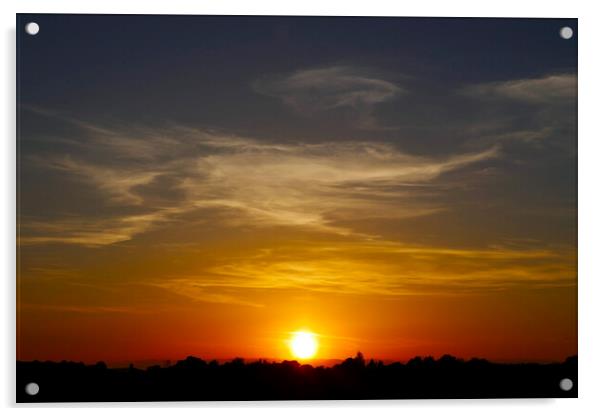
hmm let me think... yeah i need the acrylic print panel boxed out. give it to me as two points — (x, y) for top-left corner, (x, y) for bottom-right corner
(16, 14), (577, 402)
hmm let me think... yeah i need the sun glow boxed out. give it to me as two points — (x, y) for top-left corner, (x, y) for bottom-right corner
(289, 331), (318, 359)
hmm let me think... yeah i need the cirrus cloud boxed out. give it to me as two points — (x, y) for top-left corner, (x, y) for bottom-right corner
(253, 66), (403, 129)
(464, 73), (576, 104)
(20, 111), (498, 246)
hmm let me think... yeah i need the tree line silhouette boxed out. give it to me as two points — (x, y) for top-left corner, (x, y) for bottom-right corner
(17, 353), (577, 402)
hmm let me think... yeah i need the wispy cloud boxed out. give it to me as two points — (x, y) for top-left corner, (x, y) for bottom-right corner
(147, 279), (267, 308)
(37, 155), (161, 205)
(185, 139), (498, 232)
(20, 112), (498, 246)
(147, 239), (575, 300)
(461, 73), (577, 148)
(465, 73), (576, 104)
(253, 66), (403, 129)
(19, 208), (182, 247)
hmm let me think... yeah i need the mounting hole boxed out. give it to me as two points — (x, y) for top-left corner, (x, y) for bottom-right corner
(559, 26), (573, 40)
(559, 378), (573, 391)
(25, 382), (39, 396)
(25, 22), (40, 36)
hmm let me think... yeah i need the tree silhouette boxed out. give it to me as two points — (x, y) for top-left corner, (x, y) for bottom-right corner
(17, 353), (577, 402)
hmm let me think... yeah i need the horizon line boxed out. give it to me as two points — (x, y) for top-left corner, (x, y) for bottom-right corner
(17, 353), (578, 369)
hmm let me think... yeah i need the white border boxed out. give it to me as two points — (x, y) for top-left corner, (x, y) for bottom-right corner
(2, 1), (601, 414)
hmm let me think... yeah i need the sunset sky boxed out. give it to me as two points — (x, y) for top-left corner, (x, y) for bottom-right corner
(17, 15), (577, 365)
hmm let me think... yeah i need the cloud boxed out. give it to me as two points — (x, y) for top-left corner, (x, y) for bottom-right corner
(185, 140), (498, 231)
(18, 208), (184, 247)
(147, 279), (266, 308)
(21, 112), (499, 247)
(465, 73), (576, 104)
(461, 73), (577, 148)
(253, 66), (403, 129)
(146, 239), (575, 300)
(37, 155), (161, 205)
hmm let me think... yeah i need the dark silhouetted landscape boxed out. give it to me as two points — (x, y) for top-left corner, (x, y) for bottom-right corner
(17, 353), (577, 402)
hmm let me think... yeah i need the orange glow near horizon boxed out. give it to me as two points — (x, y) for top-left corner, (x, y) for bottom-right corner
(16, 228), (578, 365)
(17, 269), (577, 365)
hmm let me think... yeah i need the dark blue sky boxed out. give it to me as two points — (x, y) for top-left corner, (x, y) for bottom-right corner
(18, 15), (576, 139)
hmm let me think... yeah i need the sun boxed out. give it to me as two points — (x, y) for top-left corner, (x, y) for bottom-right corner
(289, 330), (318, 359)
